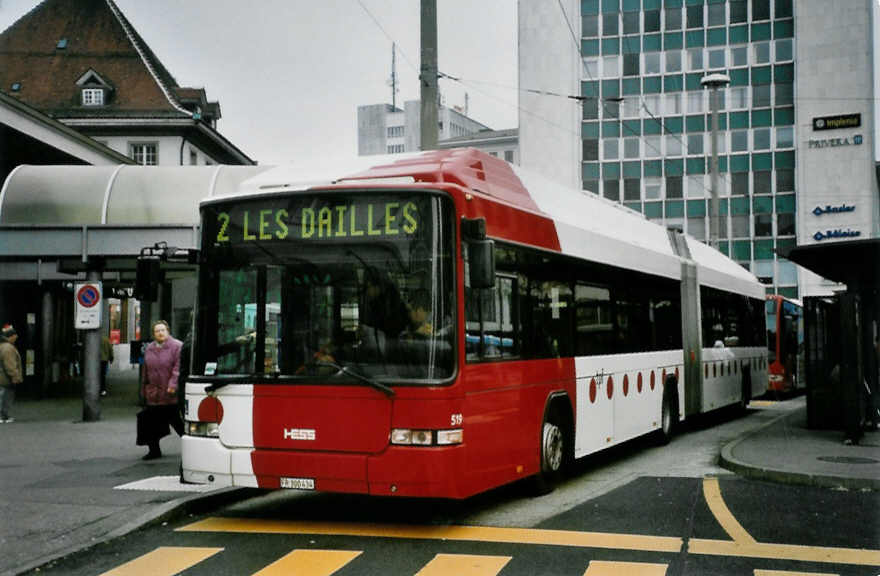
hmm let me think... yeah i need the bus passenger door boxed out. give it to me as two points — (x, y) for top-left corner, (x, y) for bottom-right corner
(680, 260), (702, 417)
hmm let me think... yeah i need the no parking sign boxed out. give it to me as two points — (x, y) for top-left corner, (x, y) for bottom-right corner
(74, 282), (102, 329)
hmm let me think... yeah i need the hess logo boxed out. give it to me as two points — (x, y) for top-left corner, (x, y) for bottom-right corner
(283, 428), (316, 441)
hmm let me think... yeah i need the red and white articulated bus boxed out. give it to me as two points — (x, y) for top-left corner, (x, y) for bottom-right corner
(182, 149), (767, 499)
(765, 294), (804, 394)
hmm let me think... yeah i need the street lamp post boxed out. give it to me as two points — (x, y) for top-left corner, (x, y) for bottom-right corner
(701, 73), (730, 249)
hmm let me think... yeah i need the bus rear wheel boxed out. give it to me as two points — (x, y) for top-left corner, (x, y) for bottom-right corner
(657, 383), (678, 445)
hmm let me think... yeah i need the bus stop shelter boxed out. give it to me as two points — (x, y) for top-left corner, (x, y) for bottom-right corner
(782, 239), (880, 441)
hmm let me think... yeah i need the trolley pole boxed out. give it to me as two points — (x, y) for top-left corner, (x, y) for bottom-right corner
(420, 0), (439, 150)
(701, 73), (730, 249)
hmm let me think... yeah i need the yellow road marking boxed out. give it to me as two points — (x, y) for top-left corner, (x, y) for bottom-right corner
(689, 539), (880, 567)
(177, 518), (683, 553)
(415, 553), (511, 576)
(98, 546), (223, 576)
(584, 560), (668, 575)
(252, 549), (361, 576)
(754, 570), (839, 576)
(703, 477), (756, 544)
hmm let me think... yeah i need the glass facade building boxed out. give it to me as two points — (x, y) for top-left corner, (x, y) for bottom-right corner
(578, 0), (798, 297)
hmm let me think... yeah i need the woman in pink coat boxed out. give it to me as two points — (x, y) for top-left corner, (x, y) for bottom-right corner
(141, 320), (184, 460)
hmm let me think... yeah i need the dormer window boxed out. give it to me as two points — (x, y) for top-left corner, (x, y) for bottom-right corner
(82, 88), (104, 106)
(75, 69), (113, 108)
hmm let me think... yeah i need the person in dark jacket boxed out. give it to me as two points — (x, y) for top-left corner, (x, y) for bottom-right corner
(140, 320), (184, 460)
(0, 324), (22, 423)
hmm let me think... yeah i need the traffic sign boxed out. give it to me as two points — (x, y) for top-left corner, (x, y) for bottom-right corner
(74, 282), (102, 329)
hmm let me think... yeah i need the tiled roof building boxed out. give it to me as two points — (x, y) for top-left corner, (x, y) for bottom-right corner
(0, 0), (252, 164)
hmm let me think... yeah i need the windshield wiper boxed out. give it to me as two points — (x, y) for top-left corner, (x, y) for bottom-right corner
(310, 359), (395, 397)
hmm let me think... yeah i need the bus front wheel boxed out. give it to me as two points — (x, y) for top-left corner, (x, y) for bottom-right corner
(532, 401), (570, 496)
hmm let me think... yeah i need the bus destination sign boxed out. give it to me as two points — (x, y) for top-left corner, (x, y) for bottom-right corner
(214, 198), (420, 244)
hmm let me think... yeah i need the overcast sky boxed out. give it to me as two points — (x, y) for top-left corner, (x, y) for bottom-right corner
(0, 0), (519, 165)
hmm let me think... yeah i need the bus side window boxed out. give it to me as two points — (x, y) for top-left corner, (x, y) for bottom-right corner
(466, 275), (518, 362)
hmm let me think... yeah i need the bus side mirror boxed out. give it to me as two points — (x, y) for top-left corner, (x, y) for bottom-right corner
(468, 240), (495, 289)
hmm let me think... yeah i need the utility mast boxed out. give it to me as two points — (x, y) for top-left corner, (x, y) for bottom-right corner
(420, 0), (438, 150)
(388, 43), (398, 109)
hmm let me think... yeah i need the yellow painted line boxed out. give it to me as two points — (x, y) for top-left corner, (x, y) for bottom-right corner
(749, 400), (777, 407)
(98, 546), (223, 576)
(690, 539), (880, 567)
(178, 517), (683, 553)
(415, 553), (511, 576)
(754, 570), (838, 576)
(584, 560), (668, 575)
(252, 549), (361, 576)
(703, 477), (756, 544)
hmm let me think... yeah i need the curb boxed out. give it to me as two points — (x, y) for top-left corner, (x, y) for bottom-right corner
(9, 486), (260, 576)
(719, 409), (880, 492)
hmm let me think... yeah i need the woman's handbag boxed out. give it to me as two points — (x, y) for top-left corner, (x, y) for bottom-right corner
(136, 407), (170, 446)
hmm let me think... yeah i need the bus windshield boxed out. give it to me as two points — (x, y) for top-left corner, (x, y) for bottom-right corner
(195, 192), (456, 383)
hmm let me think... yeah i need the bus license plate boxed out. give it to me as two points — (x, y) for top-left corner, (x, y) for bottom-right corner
(280, 477), (315, 490)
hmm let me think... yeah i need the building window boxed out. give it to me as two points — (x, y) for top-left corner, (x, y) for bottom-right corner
(754, 214), (772, 237)
(752, 85), (771, 108)
(645, 177), (662, 199)
(582, 15), (599, 37)
(708, 49), (725, 69)
(387, 125), (404, 138)
(604, 139), (619, 160)
(687, 133), (704, 155)
(666, 176), (683, 199)
(752, 42), (770, 65)
(665, 51), (682, 73)
(624, 178), (641, 201)
(730, 0), (747, 23)
(707, 3), (725, 26)
(731, 46), (748, 67)
(387, 144), (405, 153)
(775, 39), (793, 62)
(731, 130), (748, 152)
(687, 48), (703, 71)
(603, 12), (618, 36)
(604, 179), (620, 201)
(753, 128), (771, 150)
(776, 126), (794, 149)
(688, 216), (706, 240)
(752, 0), (770, 21)
(732, 172), (749, 195)
(753, 171), (772, 194)
(623, 11), (640, 34)
(730, 87), (748, 109)
(583, 139), (599, 162)
(624, 137), (640, 158)
(623, 54), (640, 76)
(189, 149), (198, 165)
(665, 7), (682, 30)
(687, 174), (705, 198)
(687, 91), (704, 113)
(644, 94), (661, 116)
(665, 93), (682, 115)
(504, 150), (514, 163)
(623, 97), (640, 118)
(776, 169), (794, 192)
(583, 58), (599, 78)
(776, 83), (793, 106)
(777, 214), (796, 236)
(666, 134), (683, 156)
(686, 4), (703, 28)
(82, 88), (104, 106)
(129, 143), (157, 165)
(645, 135), (662, 157)
(644, 10), (661, 32)
(603, 55), (620, 78)
(731, 215), (749, 237)
(644, 52), (661, 75)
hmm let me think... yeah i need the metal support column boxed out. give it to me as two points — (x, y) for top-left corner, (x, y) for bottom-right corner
(82, 270), (102, 422)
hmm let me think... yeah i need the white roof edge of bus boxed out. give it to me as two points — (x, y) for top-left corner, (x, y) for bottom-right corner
(683, 235), (766, 299)
(226, 152), (428, 201)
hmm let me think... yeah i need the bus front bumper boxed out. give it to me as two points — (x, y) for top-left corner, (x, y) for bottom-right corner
(181, 436), (469, 498)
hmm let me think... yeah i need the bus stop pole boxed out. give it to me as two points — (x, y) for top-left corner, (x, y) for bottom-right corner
(82, 269), (102, 422)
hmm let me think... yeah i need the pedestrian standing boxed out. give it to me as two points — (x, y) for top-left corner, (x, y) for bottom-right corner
(100, 335), (114, 396)
(0, 324), (23, 423)
(140, 320), (184, 460)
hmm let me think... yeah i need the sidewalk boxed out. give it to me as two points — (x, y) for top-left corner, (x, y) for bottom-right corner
(0, 370), (248, 576)
(0, 381), (876, 576)
(721, 395), (880, 491)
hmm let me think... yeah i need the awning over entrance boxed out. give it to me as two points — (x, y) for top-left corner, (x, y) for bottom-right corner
(780, 238), (880, 286)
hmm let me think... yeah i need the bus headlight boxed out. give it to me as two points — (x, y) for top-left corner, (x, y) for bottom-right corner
(391, 428), (463, 446)
(187, 421), (220, 437)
